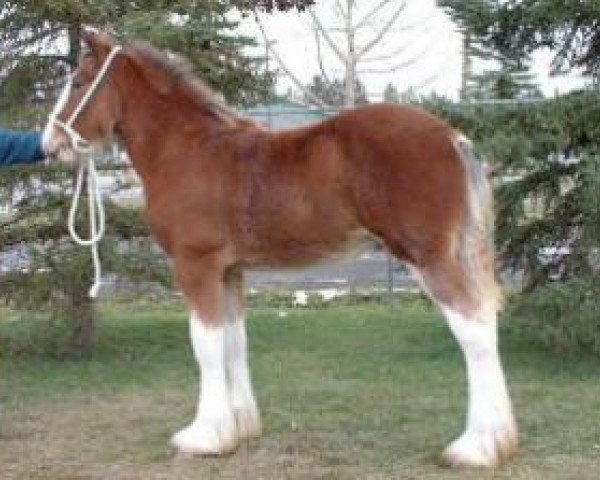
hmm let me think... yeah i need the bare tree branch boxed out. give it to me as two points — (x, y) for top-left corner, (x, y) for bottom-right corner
(357, 48), (426, 74)
(307, 8), (348, 64)
(254, 13), (330, 108)
(254, 2), (440, 107)
(344, 0), (357, 107)
(355, 0), (398, 30)
(357, 1), (407, 59)
(357, 27), (443, 76)
(314, 28), (333, 85)
(334, 0), (346, 18)
(360, 42), (412, 63)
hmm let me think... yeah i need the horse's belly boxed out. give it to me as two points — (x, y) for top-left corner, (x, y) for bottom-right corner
(241, 227), (374, 268)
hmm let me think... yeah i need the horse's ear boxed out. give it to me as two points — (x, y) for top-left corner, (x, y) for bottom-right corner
(81, 28), (115, 60)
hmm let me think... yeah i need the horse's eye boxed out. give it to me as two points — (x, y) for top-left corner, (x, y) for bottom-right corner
(72, 79), (82, 89)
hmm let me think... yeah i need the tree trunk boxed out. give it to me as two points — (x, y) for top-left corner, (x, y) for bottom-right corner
(68, 292), (95, 359)
(66, 170), (96, 359)
(461, 32), (472, 101)
(67, 23), (81, 68)
(344, 0), (356, 107)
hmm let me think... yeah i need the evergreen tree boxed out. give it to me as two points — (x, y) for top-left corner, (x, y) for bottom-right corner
(0, 1), (304, 357)
(438, 1), (600, 283)
(304, 75), (368, 107)
(420, 91), (600, 352)
(0, 1), (281, 108)
(437, 1), (600, 353)
(441, 1), (542, 101)
(383, 83), (400, 104)
(440, 0), (600, 82)
(469, 54), (543, 100)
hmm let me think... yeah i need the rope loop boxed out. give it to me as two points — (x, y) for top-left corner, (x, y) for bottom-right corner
(67, 152), (105, 298)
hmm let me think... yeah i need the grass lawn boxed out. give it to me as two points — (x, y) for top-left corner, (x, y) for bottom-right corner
(1, 301), (600, 479)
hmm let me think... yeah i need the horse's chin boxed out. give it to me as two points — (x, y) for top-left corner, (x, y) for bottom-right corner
(53, 146), (78, 163)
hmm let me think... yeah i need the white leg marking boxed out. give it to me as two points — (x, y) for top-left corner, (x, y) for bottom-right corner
(171, 312), (237, 455)
(222, 281), (261, 439)
(225, 316), (262, 439)
(442, 307), (517, 467)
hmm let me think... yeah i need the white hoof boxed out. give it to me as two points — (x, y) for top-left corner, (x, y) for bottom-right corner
(171, 416), (238, 456)
(442, 424), (518, 468)
(234, 403), (262, 439)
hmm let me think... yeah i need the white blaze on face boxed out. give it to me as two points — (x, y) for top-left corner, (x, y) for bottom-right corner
(42, 77), (75, 161)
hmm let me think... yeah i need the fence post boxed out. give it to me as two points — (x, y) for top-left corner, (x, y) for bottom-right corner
(387, 252), (394, 309)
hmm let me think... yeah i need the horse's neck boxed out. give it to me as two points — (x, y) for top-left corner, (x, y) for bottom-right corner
(116, 86), (217, 184)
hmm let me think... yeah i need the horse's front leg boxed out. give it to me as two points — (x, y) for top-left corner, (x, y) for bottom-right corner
(223, 270), (262, 440)
(171, 253), (237, 455)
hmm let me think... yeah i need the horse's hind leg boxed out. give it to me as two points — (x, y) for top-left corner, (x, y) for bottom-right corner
(414, 259), (517, 467)
(222, 270), (262, 440)
(171, 253), (238, 455)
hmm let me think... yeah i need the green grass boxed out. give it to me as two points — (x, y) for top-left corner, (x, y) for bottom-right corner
(1, 302), (600, 479)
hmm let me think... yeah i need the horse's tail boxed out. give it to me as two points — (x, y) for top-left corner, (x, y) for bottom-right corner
(454, 133), (503, 313)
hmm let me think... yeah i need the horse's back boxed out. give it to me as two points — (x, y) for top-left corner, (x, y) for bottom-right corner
(331, 102), (452, 135)
(322, 104), (468, 263)
(237, 103), (469, 267)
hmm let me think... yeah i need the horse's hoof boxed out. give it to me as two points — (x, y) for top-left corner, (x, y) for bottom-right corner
(441, 424), (518, 468)
(171, 417), (238, 456)
(235, 404), (262, 440)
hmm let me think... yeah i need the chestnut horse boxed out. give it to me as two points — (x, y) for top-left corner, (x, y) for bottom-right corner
(43, 31), (517, 467)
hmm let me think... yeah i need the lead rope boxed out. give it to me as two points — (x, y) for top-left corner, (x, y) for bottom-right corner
(52, 45), (122, 298)
(67, 151), (105, 298)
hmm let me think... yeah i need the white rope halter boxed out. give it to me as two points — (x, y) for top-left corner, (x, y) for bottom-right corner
(51, 45), (122, 298)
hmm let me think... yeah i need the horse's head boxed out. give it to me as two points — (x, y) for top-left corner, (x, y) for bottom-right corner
(43, 30), (123, 162)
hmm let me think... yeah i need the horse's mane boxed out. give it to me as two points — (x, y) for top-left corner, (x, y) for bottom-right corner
(129, 41), (260, 129)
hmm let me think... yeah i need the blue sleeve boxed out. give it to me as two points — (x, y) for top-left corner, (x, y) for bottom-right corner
(0, 128), (45, 167)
